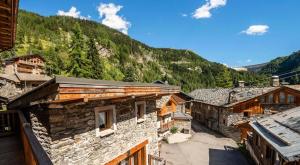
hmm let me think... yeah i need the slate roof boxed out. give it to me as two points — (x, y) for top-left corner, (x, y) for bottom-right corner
(15, 73), (51, 82)
(172, 112), (193, 120)
(250, 107), (300, 162)
(189, 87), (278, 107)
(0, 73), (20, 83)
(0, 73), (51, 83)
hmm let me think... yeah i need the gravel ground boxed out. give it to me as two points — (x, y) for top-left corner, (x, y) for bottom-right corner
(160, 122), (249, 165)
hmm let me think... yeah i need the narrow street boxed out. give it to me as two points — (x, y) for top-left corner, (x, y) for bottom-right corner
(160, 122), (250, 165)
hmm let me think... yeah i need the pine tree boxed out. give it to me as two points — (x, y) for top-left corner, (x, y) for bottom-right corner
(67, 23), (91, 78)
(87, 38), (103, 79)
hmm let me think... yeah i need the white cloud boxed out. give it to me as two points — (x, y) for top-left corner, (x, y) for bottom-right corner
(181, 13), (188, 17)
(242, 25), (269, 35)
(57, 6), (91, 20)
(246, 59), (252, 63)
(97, 3), (131, 34)
(193, 0), (227, 19)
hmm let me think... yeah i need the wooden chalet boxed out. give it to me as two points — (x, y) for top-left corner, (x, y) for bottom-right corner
(190, 78), (300, 141)
(0, 54), (51, 98)
(0, 0), (19, 51)
(7, 76), (180, 165)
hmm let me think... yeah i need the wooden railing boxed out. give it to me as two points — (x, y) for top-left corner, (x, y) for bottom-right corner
(0, 110), (52, 165)
(148, 154), (166, 165)
(159, 120), (174, 133)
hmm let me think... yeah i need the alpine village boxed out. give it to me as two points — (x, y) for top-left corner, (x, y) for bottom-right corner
(0, 1), (300, 165)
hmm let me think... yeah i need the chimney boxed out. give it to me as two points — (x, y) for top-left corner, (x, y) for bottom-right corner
(238, 81), (245, 88)
(271, 76), (280, 87)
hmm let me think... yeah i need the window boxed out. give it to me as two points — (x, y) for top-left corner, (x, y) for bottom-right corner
(244, 112), (249, 117)
(135, 101), (146, 123)
(288, 94), (295, 104)
(94, 105), (116, 137)
(260, 96), (265, 103)
(279, 92), (285, 104)
(268, 94), (274, 104)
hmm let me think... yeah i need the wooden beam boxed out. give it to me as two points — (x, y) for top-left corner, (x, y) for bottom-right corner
(0, 32), (11, 36)
(0, 13), (10, 19)
(0, 20), (10, 26)
(0, 3), (11, 11)
(0, 26), (12, 32)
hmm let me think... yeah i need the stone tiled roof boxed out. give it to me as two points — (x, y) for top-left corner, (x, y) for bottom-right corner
(0, 74), (20, 83)
(0, 73), (51, 83)
(250, 107), (300, 161)
(15, 73), (51, 82)
(189, 87), (278, 107)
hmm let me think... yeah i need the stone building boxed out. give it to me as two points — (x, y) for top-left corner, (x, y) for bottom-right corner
(247, 107), (300, 165)
(189, 80), (300, 141)
(0, 54), (51, 100)
(8, 76), (180, 165)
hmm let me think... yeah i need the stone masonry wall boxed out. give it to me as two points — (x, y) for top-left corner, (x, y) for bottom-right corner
(174, 120), (191, 133)
(30, 99), (159, 165)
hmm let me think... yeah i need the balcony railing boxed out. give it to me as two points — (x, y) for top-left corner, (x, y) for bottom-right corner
(148, 154), (166, 165)
(159, 120), (174, 133)
(0, 110), (52, 165)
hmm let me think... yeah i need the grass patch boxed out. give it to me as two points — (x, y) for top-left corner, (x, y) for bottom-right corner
(170, 126), (178, 134)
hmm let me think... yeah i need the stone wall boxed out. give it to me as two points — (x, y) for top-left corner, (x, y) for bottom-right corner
(29, 99), (159, 165)
(174, 120), (191, 133)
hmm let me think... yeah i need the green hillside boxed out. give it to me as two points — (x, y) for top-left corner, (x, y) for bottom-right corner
(258, 51), (300, 84)
(0, 10), (268, 92)
(259, 51), (300, 75)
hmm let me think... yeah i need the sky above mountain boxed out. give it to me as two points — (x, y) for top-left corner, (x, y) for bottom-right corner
(20, 0), (300, 67)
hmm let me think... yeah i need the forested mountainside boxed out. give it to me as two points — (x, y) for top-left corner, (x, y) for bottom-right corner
(258, 51), (300, 83)
(0, 10), (268, 92)
(259, 51), (300, 75)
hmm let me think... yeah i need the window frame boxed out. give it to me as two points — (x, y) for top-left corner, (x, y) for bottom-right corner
(94, 105), (116, 137)
(135, 101), (146, 123)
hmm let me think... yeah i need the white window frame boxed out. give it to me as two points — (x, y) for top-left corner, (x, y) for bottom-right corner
(135, 101), (146, 123)
(94, 105), (117, 137)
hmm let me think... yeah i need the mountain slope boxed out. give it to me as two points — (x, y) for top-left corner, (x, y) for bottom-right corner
(259, 51), (300, 75)
(0, 10), (267, 92)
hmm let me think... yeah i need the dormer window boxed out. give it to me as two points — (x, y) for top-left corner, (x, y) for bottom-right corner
(135, 101), (146, 123)
(95, 105), (116, 137)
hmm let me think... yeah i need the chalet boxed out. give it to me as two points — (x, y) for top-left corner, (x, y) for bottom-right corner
(189, 78), (300, 141)
(247, 107), (300, 165)
(153, 81), (193, 136)
(0, 54), (51, 99)
(7, 76), (180, 164)
(156, 93), (192, 136)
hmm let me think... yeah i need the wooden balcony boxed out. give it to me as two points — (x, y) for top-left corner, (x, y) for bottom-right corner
(158, 106), (175, 116)
(0, 110), (52, 165)
(158, 120), (174, 133)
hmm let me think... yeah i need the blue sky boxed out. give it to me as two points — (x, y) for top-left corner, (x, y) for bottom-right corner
(20, 0), (300, 67)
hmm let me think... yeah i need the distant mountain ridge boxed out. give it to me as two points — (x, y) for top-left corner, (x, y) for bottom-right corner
(0, 10), (268, 92)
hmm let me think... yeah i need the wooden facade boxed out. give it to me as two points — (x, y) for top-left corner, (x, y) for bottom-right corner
(0, 0), (19, 51)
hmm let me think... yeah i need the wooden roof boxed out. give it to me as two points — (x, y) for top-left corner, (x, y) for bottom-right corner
(8, 76), (181, 109)
(0, 0), (19, 51)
